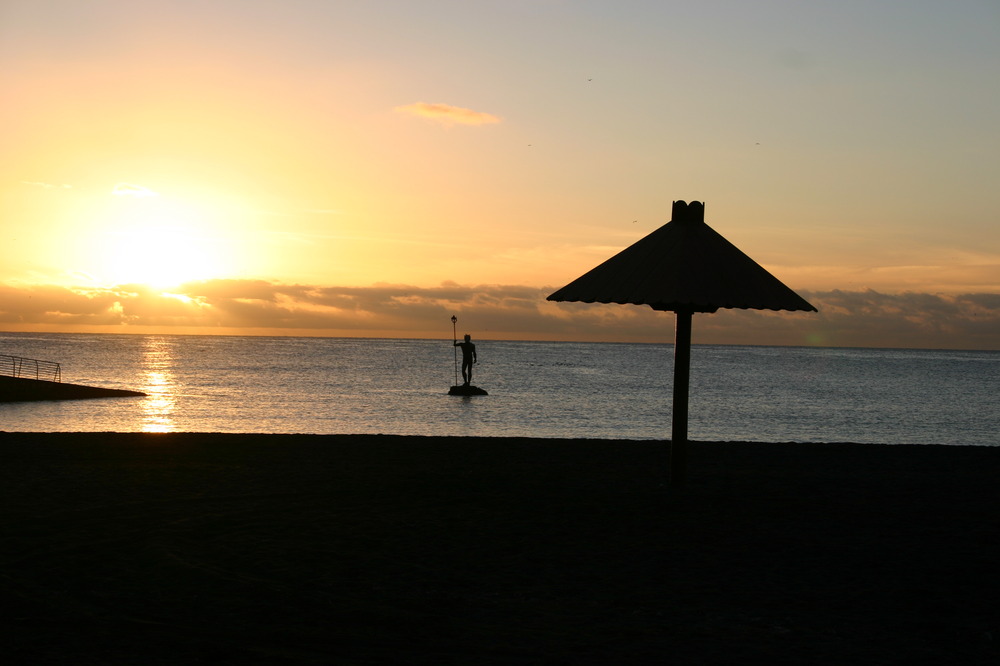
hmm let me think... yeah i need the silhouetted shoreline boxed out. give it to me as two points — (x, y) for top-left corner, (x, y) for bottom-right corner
(2, 433), (998, 664)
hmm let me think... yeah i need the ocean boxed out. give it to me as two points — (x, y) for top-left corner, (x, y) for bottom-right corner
(1, 332), (997, 445)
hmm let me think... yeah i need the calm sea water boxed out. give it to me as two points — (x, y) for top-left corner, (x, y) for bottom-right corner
(1, 332), (997, 445)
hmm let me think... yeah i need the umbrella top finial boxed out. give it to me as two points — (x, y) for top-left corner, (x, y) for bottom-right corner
(672, 200), (704, 224)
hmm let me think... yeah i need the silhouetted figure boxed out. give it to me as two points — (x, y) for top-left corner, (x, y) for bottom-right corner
(454, 334), (477, 385)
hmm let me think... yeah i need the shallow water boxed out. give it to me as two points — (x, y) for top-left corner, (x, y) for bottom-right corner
(1, 332), (998, 445)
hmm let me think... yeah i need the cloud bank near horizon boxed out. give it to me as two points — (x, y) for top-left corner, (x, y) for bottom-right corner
(2, 280), (998, 350)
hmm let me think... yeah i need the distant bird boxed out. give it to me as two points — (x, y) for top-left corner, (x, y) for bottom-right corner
(587, 78), (593, 81)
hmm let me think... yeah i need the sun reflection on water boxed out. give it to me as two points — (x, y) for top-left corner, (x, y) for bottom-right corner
(140, 338), (177, 432)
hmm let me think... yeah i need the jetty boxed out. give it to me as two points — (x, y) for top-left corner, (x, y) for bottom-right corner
(0, 354), (146, 402)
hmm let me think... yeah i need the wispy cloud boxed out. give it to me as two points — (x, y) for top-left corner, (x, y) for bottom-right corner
(21, 180), (71, 189)
(112, 182), (159, 198)
(1, 281), (998, 349)
(394, 102), (502, 126)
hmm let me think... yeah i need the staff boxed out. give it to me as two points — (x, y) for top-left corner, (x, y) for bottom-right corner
(451, 315), (459, 387)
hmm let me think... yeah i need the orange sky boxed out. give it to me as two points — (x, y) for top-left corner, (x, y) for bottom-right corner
(2, 1), (999, 349)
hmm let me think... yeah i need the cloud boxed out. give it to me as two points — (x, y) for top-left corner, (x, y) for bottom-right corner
(112, 182), (159, 198)
(394, 102), (502, 126)
(1, 281), (998, 350)
(21, 181), (71, 189)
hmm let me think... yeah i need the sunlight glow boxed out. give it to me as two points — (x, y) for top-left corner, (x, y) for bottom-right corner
(104, 225), (217, 288)
(89, 188), (235, 289)
(141, 337), (177, 433)
(142, 370), (176, 433)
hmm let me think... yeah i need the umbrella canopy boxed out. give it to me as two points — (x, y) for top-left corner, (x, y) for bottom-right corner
(547, 200), (816, 484)
(547, 200), (817, 314)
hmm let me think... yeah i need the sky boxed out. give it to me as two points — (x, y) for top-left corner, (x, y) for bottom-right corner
(2, 0), (999, 349)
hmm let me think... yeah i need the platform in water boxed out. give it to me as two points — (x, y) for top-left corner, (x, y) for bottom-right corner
(448, 385), (488, 396)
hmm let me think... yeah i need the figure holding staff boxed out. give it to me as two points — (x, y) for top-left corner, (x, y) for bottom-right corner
(448, 316), (487, 396)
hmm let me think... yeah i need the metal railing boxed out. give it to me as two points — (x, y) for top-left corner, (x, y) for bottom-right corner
(1, 354), (62, 382)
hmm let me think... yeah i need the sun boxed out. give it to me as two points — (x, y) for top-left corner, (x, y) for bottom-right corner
(104, 224), (220, 289)
(88, 185), (235, 289)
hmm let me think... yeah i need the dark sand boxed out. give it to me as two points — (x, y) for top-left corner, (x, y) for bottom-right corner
(2, 433), (998, 664)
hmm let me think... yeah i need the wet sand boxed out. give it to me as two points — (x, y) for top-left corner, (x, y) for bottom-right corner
(2, 432), (998, 664)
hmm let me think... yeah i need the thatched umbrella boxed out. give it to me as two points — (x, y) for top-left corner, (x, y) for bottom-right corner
(547, 200), (816, 483)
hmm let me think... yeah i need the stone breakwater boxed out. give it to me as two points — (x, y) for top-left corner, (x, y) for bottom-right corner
(0, 375), (146, 402)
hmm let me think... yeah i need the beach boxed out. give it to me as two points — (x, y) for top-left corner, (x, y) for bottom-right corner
(2, 433), (998, 664)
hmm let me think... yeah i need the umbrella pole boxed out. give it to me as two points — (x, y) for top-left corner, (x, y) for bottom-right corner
(670, 309), (692, 485)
